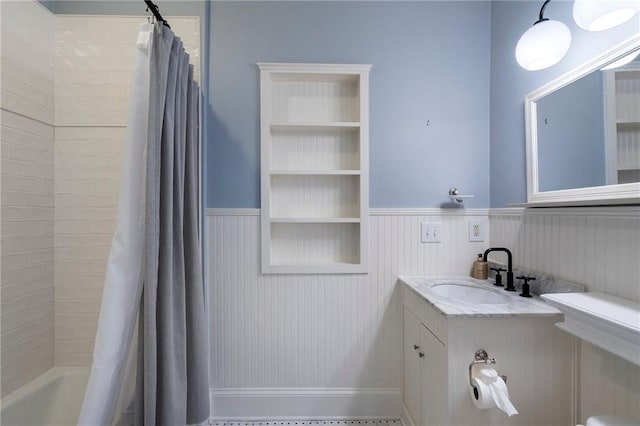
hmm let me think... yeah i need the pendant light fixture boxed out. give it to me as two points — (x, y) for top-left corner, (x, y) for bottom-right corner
(515, 0), (572, 71)
(573, 0), (640, 32)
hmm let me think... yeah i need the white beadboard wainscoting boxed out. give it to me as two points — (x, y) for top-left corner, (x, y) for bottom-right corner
(490, 207), (640, 424)
(205, 208), (489, 419)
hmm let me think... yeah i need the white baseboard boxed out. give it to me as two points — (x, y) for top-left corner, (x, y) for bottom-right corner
(209, 388), (401, 420)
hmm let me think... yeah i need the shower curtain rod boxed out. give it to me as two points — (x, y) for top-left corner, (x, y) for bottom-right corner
(144, 0), (170, 29)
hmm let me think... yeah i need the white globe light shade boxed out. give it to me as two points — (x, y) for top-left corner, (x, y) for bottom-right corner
(573, 0), (640, 31)
(515, 20), (572, 71)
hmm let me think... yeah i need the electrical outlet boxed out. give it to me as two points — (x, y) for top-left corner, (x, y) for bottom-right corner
(421, 222), (442, 243)
(469, 219), (484, 242)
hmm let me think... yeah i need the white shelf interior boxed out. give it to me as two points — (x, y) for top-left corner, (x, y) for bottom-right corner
(271, 73), (360, 123)
(270, 223), (360, 266)
(617, 124), (640, 171)
(270, 126), (360, 171)
(270, 174), (360, 218)
(615, 70), (640, 124)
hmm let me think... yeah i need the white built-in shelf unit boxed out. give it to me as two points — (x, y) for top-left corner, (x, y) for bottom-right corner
(258, 63), (371, 274)
(605, 66), (640, 184)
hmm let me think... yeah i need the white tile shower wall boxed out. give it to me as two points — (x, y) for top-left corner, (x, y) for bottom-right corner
(0, 2), (55, 125)
(53, 126), (123, 366)
(53, 16), (200, 366)
(489, 207), (640, 423)
(55, 16), (200, 127)
(0, 1), (55, 396)
(206, 209), (489, 417)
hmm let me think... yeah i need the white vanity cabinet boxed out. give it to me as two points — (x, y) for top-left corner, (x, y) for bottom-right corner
(400, 279), (573, 426)
(403, 308), (448, 426)
(402, 289), (449, 426)
(403, 308), (421, 424)
(418, 319), (448, 426)
(258, 63), (370, 274)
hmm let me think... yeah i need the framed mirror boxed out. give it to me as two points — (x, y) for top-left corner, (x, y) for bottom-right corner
(525, 34), (640, 205)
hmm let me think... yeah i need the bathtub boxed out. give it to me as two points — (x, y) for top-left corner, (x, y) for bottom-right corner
(1, 367), (89, 426)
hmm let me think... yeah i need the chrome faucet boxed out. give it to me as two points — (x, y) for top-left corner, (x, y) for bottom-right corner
(483, 247), (515, 291)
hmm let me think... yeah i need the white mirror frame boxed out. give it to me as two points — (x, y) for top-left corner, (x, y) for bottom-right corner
(525, 34), (640, 206)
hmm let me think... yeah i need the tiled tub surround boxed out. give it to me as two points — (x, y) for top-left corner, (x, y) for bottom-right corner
(53, 15), (200, 366)
(1, 0), (56, 396)
(490, 207), (640, 423)
(399, 277), (572, 426)
(3, 8), (201, 394)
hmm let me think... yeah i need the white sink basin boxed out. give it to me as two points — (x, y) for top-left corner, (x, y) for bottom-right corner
(430, 282), (511, 305)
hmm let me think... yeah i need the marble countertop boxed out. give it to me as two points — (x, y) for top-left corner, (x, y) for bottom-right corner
(399, 275), (563, 318)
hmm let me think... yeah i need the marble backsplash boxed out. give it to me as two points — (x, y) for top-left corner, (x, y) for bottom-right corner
(487, 261), (588, 296)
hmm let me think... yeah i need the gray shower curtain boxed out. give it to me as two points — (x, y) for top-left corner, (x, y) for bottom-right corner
(141, 22), (209, 426)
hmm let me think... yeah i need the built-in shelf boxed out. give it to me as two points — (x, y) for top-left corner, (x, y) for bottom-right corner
(616, 119), (640, 125)
(617, 165), (640, 171)
(267, 262), (364, 274)
(271, 122), (361, 129)
(541, 292), (640, 366)
(259, 62), (370, 274)
(270, 217), (360, 223)
(605, 66), (640, 185)
(270, 170), (361, 175)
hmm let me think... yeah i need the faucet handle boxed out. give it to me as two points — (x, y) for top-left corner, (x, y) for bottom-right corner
(490, 267), (506, 287)
(516, 275), (536, 298)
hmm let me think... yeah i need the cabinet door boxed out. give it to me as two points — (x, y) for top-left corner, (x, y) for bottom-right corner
(419, 324), (448, 426)
(403, 307), (421, 426)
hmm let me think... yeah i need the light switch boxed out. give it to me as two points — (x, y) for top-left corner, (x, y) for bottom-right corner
(421, 222), (442, 243)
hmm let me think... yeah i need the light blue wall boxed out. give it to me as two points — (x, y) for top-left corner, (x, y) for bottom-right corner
(536, 71), (606, 192)
(489, 1), (639, 207)
(207, 1), (492, 208)
(47, 1), (637, 208)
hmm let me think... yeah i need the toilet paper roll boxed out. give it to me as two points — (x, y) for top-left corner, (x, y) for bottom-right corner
(487, 375), (518, 417)
(469, 369), (518, 416)
(469, 377), (496, 409)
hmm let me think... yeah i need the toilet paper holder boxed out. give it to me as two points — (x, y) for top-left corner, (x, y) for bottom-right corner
(469, 349), (508, 400)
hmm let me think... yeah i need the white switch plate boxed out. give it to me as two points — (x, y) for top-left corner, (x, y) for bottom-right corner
(469, 218), (484, 242)
(421, 222), (442, 243)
